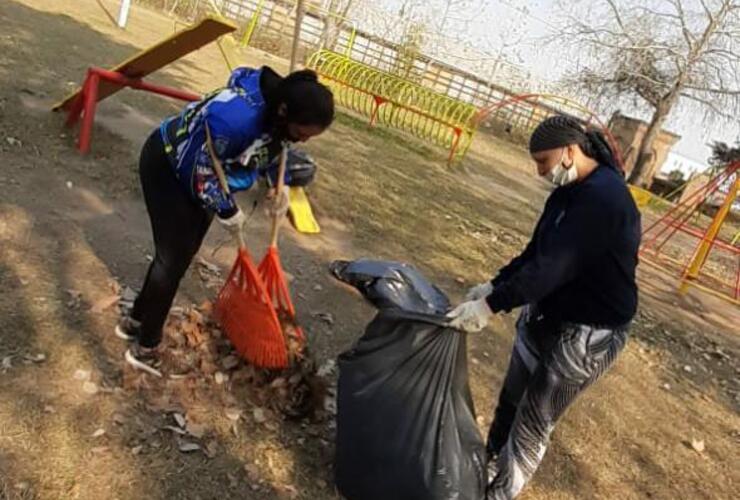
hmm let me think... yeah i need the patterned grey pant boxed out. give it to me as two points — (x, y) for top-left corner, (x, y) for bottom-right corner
(487, 306), (628, 499)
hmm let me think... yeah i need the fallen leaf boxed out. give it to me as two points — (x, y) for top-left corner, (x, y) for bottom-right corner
(92, 428), (106, 438)
(313, 284), (323, 291)
(43, 405), (55, 414)
(197, 257), (221, 276)
(74, 369), (91, 381)
(187, 422), (206, 439)
(221, 355), (240, 371)
(691, 438), (705, 453)
(270, 377), (287, 389)
(23, 353), (46, 363)
(204, 439), (218, 458)
(313, 312), (334, 325)
(131, 445), (143, 456)
(244, 463), (260, 481)
(275, 484), (299, 499)
(215, 372), (227, 385)
(316, 360), (336, 377)
(225, 409), (241, 422)
(1, 356), (12, 370)
(227, 472), (238, 489)
(121, 287), (137, 302)
(82, 381), (99, 395)
(173, 413), (186, 428)
(91, 294), (119, 314)
(323, 395), (337, 414)
(198, 300), (213, 317)
(178, 441), (201, 453)
(162, 425), (187, 435)
(253, 408), (266, 424)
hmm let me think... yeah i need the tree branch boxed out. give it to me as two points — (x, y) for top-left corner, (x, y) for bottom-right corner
(683, 84), (740, 95)
(604, 0), (634, 42)
(668, 0), (695, 50)
(680, 92), (732, 119)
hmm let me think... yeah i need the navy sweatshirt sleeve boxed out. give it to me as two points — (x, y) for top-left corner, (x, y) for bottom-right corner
(491, 215), (544, 287)
(486, 182), (616, 314)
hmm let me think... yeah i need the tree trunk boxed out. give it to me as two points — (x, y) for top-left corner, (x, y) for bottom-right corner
(628, 95), (676, 187)
(319, 0), (353, 52)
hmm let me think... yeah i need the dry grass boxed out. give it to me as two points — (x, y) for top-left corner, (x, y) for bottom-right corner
(0, 1), (738, 499)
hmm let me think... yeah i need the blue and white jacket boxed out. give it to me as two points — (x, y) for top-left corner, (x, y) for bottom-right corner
(159, 67), (286, 218)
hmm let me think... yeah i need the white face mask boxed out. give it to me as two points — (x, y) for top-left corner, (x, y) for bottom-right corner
(545, 148), (579, 186)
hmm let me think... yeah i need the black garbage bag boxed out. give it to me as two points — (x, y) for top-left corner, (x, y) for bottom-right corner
(333, 260), (486, 500)
(329, 259), (450, 314)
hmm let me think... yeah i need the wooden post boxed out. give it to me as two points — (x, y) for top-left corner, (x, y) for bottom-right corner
(117, 0), (131, 28)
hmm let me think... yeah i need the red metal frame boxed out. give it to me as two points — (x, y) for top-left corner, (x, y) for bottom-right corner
(642, 163), (738, 252)
(640, 161), (740, 303)
(473, 93), (626, 173)
(64, 67), (200, 154)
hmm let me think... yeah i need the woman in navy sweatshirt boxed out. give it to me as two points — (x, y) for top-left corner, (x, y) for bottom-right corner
(448, 115), (641, 499)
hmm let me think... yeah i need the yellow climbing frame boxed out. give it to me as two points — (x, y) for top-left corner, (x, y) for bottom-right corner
(307, 50), (479, 165)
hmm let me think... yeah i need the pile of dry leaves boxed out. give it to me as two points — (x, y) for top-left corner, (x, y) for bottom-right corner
(122, 299), (336, 426)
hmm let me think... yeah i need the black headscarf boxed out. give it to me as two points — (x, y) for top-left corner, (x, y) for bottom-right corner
(529, 115), (618, 170)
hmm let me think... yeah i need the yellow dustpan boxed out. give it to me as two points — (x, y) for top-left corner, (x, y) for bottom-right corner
(288, 187), (320, 234)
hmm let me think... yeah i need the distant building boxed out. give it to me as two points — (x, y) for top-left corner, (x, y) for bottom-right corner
(608, 112), (681, 187)
(661, 152), (707, 179)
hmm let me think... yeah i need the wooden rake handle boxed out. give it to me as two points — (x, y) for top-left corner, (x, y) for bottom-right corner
(205, 123), (246, 249)
(268, 145), (288, 248)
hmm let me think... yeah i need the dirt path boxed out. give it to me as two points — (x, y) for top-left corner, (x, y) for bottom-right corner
(1, 1), (738, 499)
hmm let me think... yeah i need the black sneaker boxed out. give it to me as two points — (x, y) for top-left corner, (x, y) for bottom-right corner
(125, 343), (163, 378)
(115, 317), (141, 342)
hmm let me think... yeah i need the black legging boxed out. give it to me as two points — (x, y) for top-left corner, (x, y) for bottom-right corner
(132, 131), (214, 348)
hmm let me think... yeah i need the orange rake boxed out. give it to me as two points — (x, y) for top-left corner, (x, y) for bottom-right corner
(258, 148), (305, 343)
(216, 245), (289, 368)
(205, 126), (290, 368)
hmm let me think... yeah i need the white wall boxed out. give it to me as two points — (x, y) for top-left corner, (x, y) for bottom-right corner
(661, 151), (707, 178)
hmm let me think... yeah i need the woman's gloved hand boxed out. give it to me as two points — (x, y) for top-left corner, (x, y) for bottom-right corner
(446, 298), (493, 333)
(218, 207), (246, 238)
(266, 185), (290, 219)
(465, 281), (494, 301)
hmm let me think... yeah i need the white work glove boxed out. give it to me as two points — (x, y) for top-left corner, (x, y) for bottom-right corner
(218, 207), (246, 237)
(465, 281), (494, 301)
(447, 298), (493, 333)
(265, 185), (290, 218)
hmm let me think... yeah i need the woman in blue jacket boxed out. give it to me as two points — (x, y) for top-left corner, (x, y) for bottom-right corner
(117, 66), (334, 373)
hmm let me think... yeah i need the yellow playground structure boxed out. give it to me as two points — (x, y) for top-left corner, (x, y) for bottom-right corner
(308, 50), (478, 165)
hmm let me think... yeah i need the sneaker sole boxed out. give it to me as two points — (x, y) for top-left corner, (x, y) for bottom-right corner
(115, 325), (137, 341)
(124, 349), (163, 378)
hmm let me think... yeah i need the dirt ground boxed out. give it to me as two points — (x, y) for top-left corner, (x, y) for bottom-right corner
(0, 1), (738, 499)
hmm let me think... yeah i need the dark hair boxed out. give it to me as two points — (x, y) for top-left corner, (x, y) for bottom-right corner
(529, 115), (618, 170)
(263, 68), (334, 128)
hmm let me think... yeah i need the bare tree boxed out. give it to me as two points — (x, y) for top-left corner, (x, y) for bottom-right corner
(561, 0), (740, 187)
(318, 0), (356, 52)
